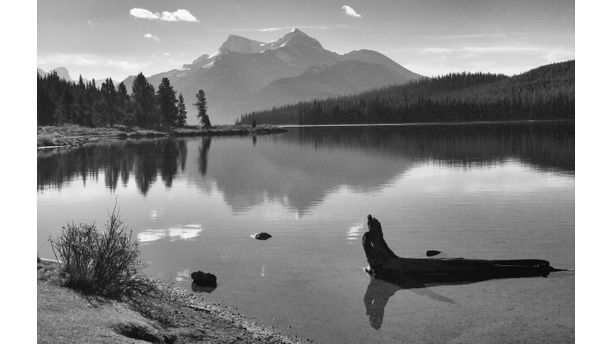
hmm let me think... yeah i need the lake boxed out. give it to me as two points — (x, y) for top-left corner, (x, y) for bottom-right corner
(37, 122), (574, 343)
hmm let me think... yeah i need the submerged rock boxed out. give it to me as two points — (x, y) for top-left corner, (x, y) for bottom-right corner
(191, 282), (216, 294)
(253, 232), (272, 240)
(191, 271), (217, 288)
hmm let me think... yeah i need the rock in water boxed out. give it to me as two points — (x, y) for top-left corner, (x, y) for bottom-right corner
(426, 250), (442, 257)
(191, 271), (217, 287)
(253, 232), (272, 240)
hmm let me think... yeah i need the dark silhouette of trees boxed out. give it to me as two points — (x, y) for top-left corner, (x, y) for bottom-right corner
(100, 78), (117, 126)
(156, 77), (179, 127)
(116, 82), (133, 125)
(177, 93), (187, 127)
(131, 73), (158, 127)
(194, 90), (211, 128)
(37, 70), (191, 128)
(237, 61), (575, 125)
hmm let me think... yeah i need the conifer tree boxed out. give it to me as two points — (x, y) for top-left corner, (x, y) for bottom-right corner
(156, 77), (178, 127)
(176, 93), (187, 127)
(100, 78), (117, 126)
(116, 82), (132, 125)
(194, 90), (211, 128)
(131, 73), (157, 127)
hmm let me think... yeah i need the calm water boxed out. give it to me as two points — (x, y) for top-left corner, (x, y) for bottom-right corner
(37, 122), (574, 343)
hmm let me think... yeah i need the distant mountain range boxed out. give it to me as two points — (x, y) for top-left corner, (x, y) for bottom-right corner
(37, 67), (72, 81)
(237, 60), (575, 125)
(122, 28), (423, 124)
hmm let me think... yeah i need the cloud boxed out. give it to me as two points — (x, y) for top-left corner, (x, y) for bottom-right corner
(144, 33), (160, 42)
(130, 8), (159, 20)
(129, 8), (198, 22)
(342, 5), (362, 18)
(164, 9), (198, 22)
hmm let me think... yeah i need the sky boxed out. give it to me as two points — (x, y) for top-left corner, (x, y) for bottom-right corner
(37, 0), (575, 81)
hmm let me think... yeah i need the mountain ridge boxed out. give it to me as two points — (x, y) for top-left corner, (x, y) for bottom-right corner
(122, 28), (423, 123)
(37, 67), (72, 81)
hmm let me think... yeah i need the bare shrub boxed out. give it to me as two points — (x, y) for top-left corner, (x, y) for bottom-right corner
(49, 206), (151, 297)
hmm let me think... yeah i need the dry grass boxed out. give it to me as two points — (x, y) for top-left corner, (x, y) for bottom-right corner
(48, 207), (153, 297)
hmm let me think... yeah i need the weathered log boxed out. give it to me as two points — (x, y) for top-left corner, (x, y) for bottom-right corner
(362, 215), (561, 281)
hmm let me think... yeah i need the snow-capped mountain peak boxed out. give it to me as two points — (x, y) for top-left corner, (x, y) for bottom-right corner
(219, 35), (266, 54)
(122, 29), (422, 124)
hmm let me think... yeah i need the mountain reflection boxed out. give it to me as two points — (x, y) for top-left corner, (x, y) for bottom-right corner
(37, 122), (573, 214)
(278, 122), (574, 174)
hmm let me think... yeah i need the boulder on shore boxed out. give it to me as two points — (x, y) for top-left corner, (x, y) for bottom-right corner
(191, 271), (217, 288)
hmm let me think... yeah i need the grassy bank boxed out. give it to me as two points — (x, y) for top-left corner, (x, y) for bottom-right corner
(37, 124), (287, 148)
(38, 259), (303, 344)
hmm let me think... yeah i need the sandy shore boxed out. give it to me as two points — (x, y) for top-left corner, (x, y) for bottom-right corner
(37, 124), (287, 148)
(37, 259), (306, 344)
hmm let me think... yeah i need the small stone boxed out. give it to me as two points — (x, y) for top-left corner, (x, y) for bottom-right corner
(253, 232), (272, 240)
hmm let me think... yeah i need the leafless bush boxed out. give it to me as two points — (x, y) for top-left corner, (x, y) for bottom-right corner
(49, 205), (151, 297)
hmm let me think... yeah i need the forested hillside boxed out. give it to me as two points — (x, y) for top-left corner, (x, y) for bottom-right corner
(237, 60), (574, 125)
(37, 72), (188, 128)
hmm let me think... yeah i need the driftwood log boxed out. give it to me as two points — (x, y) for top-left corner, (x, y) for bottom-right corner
(362, 215), (561, 282)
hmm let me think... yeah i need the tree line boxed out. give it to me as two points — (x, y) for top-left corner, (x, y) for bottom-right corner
(38, 72), (211, 128)
(237, 60), (575, 125)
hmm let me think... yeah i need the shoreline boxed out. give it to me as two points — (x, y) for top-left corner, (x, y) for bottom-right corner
(38, 259), (305, 344)
(277, 119), (575, 128)
(37, 124), (288, 149)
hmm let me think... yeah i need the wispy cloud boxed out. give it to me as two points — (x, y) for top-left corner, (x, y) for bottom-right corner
(37, 53), (198, 81)
(38, 53), (149, 71)
(418, 45), (574, 58)
(399, 44), (574, 77)
(144, 33), (160, 42)
(342, 5), (362, 18)
(218, 24), (350, 33)
(129, 8), (198, 22)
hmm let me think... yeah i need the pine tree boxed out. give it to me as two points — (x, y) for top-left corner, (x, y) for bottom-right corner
(176, 93), (187, 127)
(156, 77), (178, 127)
(194, 90), (211, 128)
(116, 82), (132, 125)
(100, 78), (117, 126)
(131, 73), (157, 128)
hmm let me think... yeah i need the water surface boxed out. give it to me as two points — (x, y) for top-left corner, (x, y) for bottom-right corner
(38, 122), (574, 343)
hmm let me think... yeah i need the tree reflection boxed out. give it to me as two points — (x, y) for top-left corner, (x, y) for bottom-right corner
(199, 137), (212, 176)
(38, 139), (188, 196)
(38, 122), (574, 211)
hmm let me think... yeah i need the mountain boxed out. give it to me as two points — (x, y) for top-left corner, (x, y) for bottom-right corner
(247, 60), (412, 110)
(237, 60), (575, 125)
(123, 28), (423, 124)
(344, 49), (422, 80)
(37, 67), (72, 81)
